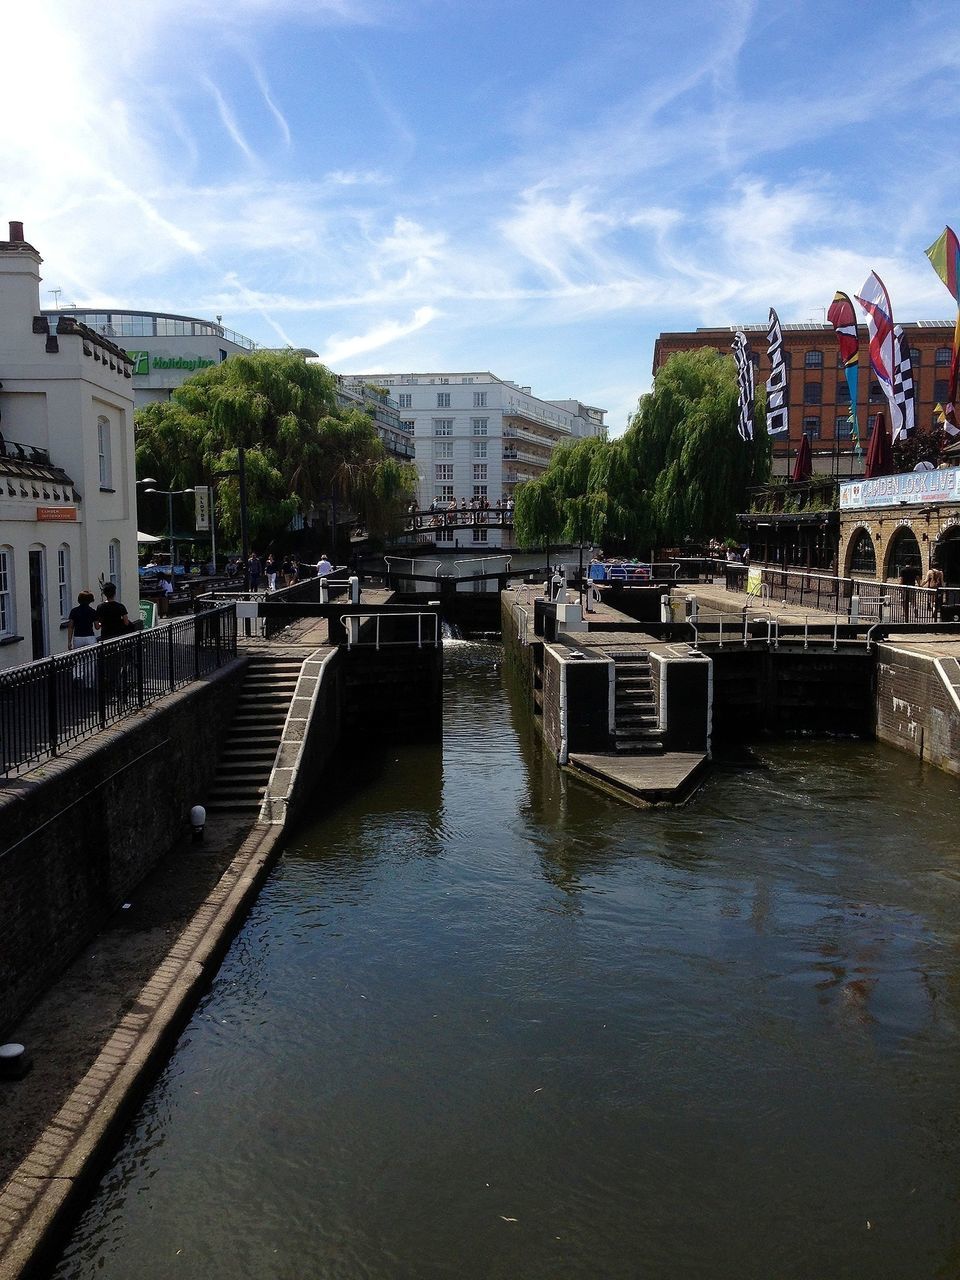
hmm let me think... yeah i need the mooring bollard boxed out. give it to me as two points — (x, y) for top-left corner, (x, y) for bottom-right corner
(349, 575), (360, 604)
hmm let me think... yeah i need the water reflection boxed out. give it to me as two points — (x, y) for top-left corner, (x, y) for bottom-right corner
(50, 642), (960, 1280)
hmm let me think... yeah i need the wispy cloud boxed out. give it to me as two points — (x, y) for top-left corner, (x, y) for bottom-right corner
(318, 306), (439, 364)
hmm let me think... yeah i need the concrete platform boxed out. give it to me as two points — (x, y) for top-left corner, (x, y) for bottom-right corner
(567, 750), (707, 806)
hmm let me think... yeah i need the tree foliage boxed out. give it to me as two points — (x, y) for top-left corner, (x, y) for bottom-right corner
(514, 347), (770, 552)
(892, 420), (949, 472)
(135, 351), (417, 550)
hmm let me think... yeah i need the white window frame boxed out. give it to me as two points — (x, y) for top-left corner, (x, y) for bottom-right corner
(473, 463), (488, 481)
(398, 393), (412, 408)
(471, 418), (488, 435)
(97, 415), (113, 488)
(433, 419), (453, 436)
(57, 544), (71, 620)
(0, 547), (14, 637)
(472, 440), (487, 459)
(108, 539), (121, 589)
(473, 391), (487, 408)
(435, 463), (454, 483)
(472, 526), (488, 543)
(435, 484), (454, 503)
(434, 440), (453, 459)
(436, 392), (451, 408)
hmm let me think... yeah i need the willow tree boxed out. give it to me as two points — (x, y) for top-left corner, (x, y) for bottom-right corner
(624, 346), (770, 544)
(135, 351), (417, 550)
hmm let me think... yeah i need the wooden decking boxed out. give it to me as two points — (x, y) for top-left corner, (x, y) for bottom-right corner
(567, 750), (707, 806)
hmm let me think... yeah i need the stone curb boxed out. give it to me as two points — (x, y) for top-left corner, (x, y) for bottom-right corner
(0, 821), (283, 1280)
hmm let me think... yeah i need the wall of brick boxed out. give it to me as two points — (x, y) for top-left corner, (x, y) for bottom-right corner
(874, 643), (960, 774)
(0, 660), (245, 1033)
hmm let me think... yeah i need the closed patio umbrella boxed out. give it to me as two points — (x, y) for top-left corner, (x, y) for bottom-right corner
(864, 411), (893, 478)
(791, 431), (813, 482)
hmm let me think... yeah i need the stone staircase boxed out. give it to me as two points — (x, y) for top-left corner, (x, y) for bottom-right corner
(205, 654), (304, 814)
(612, 653), (663, 754)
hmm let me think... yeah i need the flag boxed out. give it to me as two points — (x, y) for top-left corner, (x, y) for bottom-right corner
(925, 227), (960, 304)
(765, 308), (788, 435)
(731, 331), (754, 441)
(854, 271), (896, 395)
(924, 227), (960, 433)
(827, 290), (861, 453)
(890, 326), (915, 444)
(934, 402), (960, 439)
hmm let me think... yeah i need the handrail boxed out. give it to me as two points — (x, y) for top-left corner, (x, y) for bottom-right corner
(384, 556), (443, 577)
(451, 555), (512, 578)
(339, 611), (440, 651)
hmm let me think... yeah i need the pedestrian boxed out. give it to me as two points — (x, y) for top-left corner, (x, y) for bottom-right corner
(265, 553), (278, 592)
(248, 551), (262, 590)
(315, 553), (333, 578)
(95, 582), (129, 640)
(157, 574), (174, 617)
(921, 565), (944, 589)
(67, 590), (97, 651)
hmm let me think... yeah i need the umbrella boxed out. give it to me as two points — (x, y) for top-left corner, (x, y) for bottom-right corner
(864, 411), (894, 479)
(137, 530), (163, 543)
(791, 431), (813, 482)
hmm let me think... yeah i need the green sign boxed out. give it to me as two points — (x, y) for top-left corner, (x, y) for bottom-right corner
(125, 351), (216, 376)
(139, 599), (157, 629)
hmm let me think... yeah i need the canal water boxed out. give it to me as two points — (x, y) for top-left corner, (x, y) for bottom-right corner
(52, 642), (960, 1279)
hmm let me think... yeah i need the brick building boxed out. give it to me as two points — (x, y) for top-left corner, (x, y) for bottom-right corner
(653, 321), (955, 477)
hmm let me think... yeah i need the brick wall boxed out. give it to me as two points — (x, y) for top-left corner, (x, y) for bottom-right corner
(0, 660), (245, 1033)
(875, 643), (960, 773)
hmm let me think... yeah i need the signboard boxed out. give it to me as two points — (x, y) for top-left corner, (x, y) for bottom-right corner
(840, 466), (960, 511)
(37, 506), (77, 521)
(746, 567), (763, 596)
(127, 350), (150, 375)
(194, 486), (211, 532)
(125, 350), (216, 376)
(138, 600), (157, 630)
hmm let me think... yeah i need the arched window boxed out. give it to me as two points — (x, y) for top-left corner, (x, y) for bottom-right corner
(848, 528), (876, 577)
(886, 527), (922, 581)
(57, 544), (71, 619)
(108, 539), (121, 589)
(804, 350), (823, 368)
(0, 546), (15, 636)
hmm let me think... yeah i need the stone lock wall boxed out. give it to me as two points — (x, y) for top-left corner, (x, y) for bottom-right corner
(874, 642), (960, 773)
(0, 660), (245, 1033)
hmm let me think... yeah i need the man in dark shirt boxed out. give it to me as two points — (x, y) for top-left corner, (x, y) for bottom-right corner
(95, 582), (129, 640)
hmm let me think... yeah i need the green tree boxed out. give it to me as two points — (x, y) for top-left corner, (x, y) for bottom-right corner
(135, 351), (417, 550)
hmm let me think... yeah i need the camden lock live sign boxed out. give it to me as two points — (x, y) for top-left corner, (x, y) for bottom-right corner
(840, 466), (960, 511)
(194, 486), (211, 531)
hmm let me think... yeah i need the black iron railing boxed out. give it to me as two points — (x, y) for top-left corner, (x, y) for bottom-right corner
(722, 564), (945, 624)
(0, 606), (237, 778)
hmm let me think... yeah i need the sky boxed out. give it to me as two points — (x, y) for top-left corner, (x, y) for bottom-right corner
(2, 0), (959, 434)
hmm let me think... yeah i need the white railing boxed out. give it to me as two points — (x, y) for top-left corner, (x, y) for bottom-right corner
(339, 611), (440, 651)
(451, 555), (512, 579)
(384, 556), (443, 578)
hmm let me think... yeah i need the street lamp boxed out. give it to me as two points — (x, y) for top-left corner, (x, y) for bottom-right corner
(144, 486), (195, 569)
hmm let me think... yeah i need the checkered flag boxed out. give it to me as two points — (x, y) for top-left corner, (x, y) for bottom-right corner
(891, 324), (915, 444)
(731, 331), (754, 441)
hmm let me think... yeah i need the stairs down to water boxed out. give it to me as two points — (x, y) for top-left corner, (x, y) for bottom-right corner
(612, 653), (663, 754)
(206, 655), (304, 814)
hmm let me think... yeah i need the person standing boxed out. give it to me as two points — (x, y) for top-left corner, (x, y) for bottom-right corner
(315, 553), (333, 578)
(248, 551), (262, 591)
(265, 553), (278, 592)
(67, 590), (97, 651)
(95, 582), (129, 640)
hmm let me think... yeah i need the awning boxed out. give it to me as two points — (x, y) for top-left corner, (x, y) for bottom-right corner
(137, 530), (163, 543)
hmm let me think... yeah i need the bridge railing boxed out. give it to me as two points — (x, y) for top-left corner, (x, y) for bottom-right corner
(339, 611), (440, 651)
(0, 605), (237, 778)
(722, 564), (948, 624)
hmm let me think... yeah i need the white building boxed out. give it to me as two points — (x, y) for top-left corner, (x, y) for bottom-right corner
(0, 222), (137, 667)
(351, 370), (606, 548)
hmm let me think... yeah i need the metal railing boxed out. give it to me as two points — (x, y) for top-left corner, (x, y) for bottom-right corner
(0, 606), (237, 778)
(339, 611), (440, 651)
(723, 564), (947, 625)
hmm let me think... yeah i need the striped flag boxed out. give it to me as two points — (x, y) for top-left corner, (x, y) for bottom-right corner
(890, 326), (915, 444)
(925, 227), (960, 432)
(855, 270), (898, 427)
(731, 331), (754, 441)
(765, 308), (789, 435)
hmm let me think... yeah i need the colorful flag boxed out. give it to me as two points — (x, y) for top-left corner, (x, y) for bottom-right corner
(924, 227), (960, 303)
(924, 227), (960, 432)
(890, 326), (915, 444)
(855, 271), (898, 432)
(765, 309), (788, 435)
(731, 331), (754, 441)
(827, 290), (861, 453)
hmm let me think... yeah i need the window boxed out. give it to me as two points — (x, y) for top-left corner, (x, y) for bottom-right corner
(909, 348), (921, 366)
(473, 391), (487, 408)
(436, 392), (451, 408)
(867, 414), (880, 433)
(473, 463), (487, 481)
(433, 419), (453, 436)
(805, 350), (823, 368)
(97, 416), (112, 487)
(57, 545), (71, 619)
(435, 484), (454, 503)
(472, 418), (488, 435)
(400, 420), (415, 432)
(836, 380), (851, 404)
(836, 415), (856, 440)
(868, 381), (883, 403)
(473, 485), (488, 500)
(802, 415), (820, 438)
(804, 382), (822, 405)
(848, 528), (876, 577)
(435, 464), (453, 482)
(0, 548), (14, 636)
(439, 377), (449, 385)
(936, 347), (952, 366)
(398, 393), (412, 408)
(934, 379), (949, 403)
(434, 440), (453, 459)
(472, 440), (487, 459)
(472, 526), (488, 543)
(436, 525), (454, 543)
(108, 539), (121, 588)
(219, 349), (228, 363)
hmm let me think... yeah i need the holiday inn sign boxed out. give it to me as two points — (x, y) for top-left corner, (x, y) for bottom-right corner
(126, 350), (217, 376)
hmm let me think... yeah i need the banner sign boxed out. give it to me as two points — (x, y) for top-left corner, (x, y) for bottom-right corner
(840, 466), (960, 510)
(194, 486), (211, 531)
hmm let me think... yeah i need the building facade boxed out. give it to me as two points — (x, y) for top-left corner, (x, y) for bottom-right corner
(838, 466), (960, 585)
(0, 223), (137, 668)
(351, 370), (606, 548)
(654, 321), (955, 477)
(335, 376), (415, 463)
(40, 308), (257, 409)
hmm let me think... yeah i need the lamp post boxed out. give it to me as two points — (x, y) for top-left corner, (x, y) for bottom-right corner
(144, 486), (195, 569)
(214, 445), (251, 589)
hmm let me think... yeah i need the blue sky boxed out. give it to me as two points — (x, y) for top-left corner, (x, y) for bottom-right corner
(3, 0), (959, 433)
